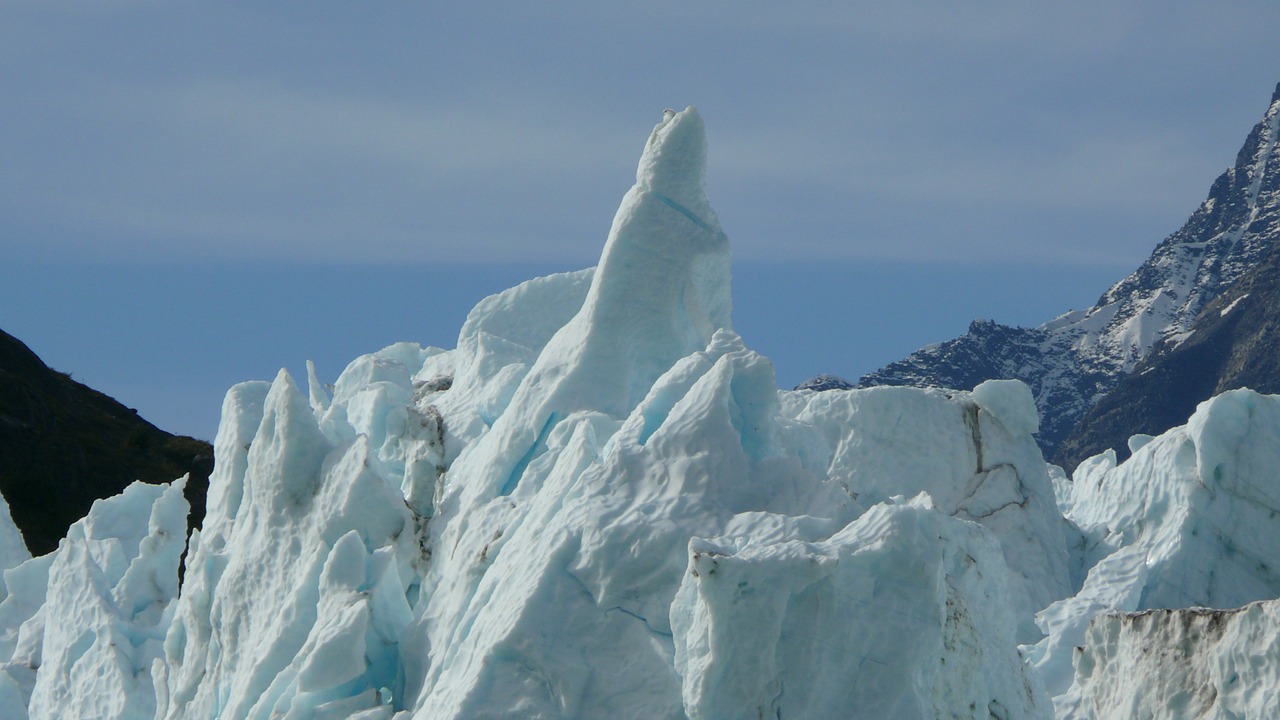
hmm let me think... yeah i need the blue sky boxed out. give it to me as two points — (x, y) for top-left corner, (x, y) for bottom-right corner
(4, 3), (1280, 440)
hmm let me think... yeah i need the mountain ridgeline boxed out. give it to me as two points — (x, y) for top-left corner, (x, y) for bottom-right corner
(0, 328), (213, 554)
(846, 82), (1280, 469)
(1054, 238), (1280, 469)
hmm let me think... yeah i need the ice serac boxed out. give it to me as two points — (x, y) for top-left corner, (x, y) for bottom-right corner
(441, 106), (731, 511)
(156, 372), (419, 720)
(594, 105), (732, 400)
(404, 106), (749, 717)
(0, 478), (189, 720)
(671, 496), (1051, 720)
(786, 381), (1070, 642)
(1030, 388), (1280, 707)
(530, 104), (728, 413)
(500, 107), (726, 430)
(1062, 601), (1280, 719)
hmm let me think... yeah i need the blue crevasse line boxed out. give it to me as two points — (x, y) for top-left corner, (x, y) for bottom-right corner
(500, 412), (559, 496)
(651, 191), (712, 231)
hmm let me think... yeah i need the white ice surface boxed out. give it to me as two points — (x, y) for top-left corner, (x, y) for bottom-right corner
(671, 494), (1050, 719)
(0, 478), (189, 720)
(0, 491), (30, 603)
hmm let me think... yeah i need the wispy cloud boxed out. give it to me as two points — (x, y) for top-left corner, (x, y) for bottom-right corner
(2, 77), (648, 262)
(3, 3), (1280, 266)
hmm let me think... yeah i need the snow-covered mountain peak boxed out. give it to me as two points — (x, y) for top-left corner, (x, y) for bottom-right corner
(1093, 83), (1280, 347)
(861, 82), (1280, 464)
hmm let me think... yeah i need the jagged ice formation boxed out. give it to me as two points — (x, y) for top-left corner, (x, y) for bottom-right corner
(4, 105), (1280, 719)
(0, 107), (1065, 719)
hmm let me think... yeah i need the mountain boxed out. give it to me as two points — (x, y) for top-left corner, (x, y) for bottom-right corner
(0, 328), (213, 554)
(858, 83), (1280, 461)
(792, 373), (854, 391)
(1053, 237), (1280, 470)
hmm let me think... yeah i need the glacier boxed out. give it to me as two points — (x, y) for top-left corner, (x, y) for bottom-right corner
(1032, 387), (1280, 716)
(2, 106), (1280, 718)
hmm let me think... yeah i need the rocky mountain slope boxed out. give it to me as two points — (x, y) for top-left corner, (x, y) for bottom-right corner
(0, 328), (213, 554)
(1054, 237), (1280, 470)
(858, 83), (1280, 461)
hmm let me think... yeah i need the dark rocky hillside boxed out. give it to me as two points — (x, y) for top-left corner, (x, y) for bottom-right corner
(1054, 241), (1280, 471)
(0, 328), (212, 555)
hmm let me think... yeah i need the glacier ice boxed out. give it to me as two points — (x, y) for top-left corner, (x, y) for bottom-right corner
(0, 478), (188, 720)
(154, 373), (419, 719)
(0, 491), (30, 603)
(671, 495), (1050, 720)
(1062, 601), (1280, 719)
(8, 105), (1280, 719)
(1031, 388), (1280, 710)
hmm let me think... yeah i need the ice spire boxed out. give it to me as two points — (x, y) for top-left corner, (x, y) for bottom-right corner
(496, 105), (732, 421)
(445, 106), (734, 503)
(552, 104), (732, 416)
(634, 105), (719, 229)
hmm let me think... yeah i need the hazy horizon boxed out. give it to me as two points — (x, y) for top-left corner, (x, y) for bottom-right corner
(5, 3), (1280, 440)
